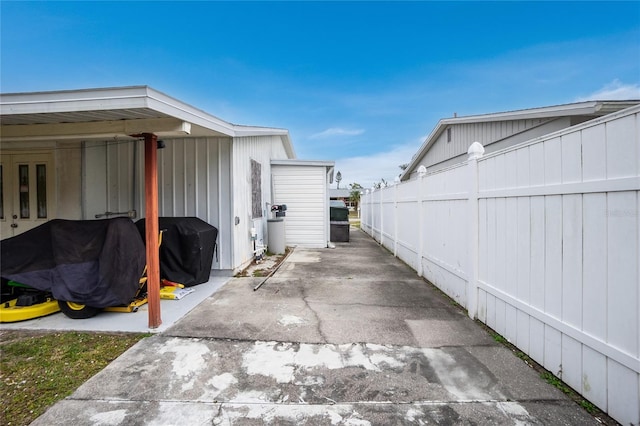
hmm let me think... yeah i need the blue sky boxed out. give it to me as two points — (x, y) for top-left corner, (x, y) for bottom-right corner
(2, 1), (639, 189)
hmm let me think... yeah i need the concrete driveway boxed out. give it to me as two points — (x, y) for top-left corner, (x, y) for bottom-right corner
(32, 229), (600, 425)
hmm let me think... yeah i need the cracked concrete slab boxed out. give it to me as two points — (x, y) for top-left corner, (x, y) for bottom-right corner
(33, 335), (598, 425)
(30, 229), (602, 425)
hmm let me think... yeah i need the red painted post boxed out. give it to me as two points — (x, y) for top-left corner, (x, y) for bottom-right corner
(143, 133), (162, 328)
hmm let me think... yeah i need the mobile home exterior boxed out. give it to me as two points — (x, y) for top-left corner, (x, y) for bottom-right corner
(0, 86), (305, 273)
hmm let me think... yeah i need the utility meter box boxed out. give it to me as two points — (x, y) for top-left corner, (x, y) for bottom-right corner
(271, 204), (287, 218)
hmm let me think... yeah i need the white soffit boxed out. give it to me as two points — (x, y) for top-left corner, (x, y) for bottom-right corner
(0, 86), (291, 143)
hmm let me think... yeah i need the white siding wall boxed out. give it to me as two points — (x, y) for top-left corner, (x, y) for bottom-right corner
(272, 165), (329, 248)
(83, 139), (136, 220)
(157, 137), (232, 270)
(231, 136), (289, 271)
(85, 137), (234, 270)
(56, 142), (82, 219)
(417, 118), (572, 172)
(361, 105), (640, 426)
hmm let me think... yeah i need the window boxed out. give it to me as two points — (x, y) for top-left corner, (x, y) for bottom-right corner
(251, 159), (262, 218)
(447, 127), (452, 143)
(19, 165), (29, 218)
(36, 164), (47, 218)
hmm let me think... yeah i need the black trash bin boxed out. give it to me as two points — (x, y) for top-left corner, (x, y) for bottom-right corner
(330, 200), (349, 221)
(329, 200), (350, 242)
(330, 220), (350, 242)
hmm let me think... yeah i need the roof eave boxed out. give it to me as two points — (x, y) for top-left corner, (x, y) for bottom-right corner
(400, 100), (640, 180)
(0, 86), (238, 138)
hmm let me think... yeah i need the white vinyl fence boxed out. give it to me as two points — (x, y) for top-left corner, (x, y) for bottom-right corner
(361, 105), (640, 426)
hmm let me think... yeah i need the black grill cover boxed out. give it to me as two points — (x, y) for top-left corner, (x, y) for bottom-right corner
(0, 218), (145, 308)
(136, 217), (218, 287)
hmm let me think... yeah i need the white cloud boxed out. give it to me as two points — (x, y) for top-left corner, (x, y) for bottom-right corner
(331, 141), (422, 190)
(309, 127), (365, 139)
(575, 79), (640, 101)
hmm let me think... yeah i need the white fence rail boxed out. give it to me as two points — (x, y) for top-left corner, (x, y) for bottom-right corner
(361, 105), (640, 426)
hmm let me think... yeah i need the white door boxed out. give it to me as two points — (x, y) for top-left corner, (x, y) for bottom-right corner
(0, 152), (55, 239)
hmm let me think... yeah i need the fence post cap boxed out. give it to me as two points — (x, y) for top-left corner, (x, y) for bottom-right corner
(467, 141), (485, 160)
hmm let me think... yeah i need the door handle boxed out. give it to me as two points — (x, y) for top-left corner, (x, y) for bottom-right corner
(10, 223), (18, 228)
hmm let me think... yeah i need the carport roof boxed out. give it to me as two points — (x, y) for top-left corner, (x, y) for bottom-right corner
(0, 85), (294, 157)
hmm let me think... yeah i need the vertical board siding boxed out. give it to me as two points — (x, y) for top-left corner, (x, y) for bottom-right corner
(98, 134), (291, 272)
(272, 165), (328, 248)
(232, 136), (289, 270)
(217, 141), (233, 270)
(422, 118), (551, 170)
(82, 140), (109, 219)
(103, 137), (232, 269)
(158, 138), (232, 269)
(360, 106), (640, 426)
(106, 140), (135, 213)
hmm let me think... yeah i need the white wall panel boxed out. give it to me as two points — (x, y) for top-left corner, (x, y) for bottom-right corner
(561, 132), (582, 183)
(505, 198), (518, 297)
(156, 137), (231, 269)
(272, 165), (329, 248)
(561, 334), (582, 392)
(529, 196), (545, 311)
(494, 298), (507, 337)
(562, 194), (583, 329)
(516, 197), (531, 303)
(544, 325), (562, 375)
(91, 137), (234, 269)
(529, 317), (544, 362)
(477, 289), (487, 323)
(516, 310), (530, 354)
(232, 135), (289, 270)
(582, 124), (606, 181)
(606, 114), (637, 178)
(360, 106), (640, 426)
(83, 141), (109, 219)
(494, 198), (507, 293)
(529, 143), (545, 187)
(486, 292), (496, 331)
(544, 137), (562, 185)
(544, 195), (563, 319)
(582, 346), (607, 411)
(608, 359), (639, 425)
(505, 304), (517, 343)
(607, 191), (639, 357)
(582, 193), (607, 340)
(106, 140), (136, 214)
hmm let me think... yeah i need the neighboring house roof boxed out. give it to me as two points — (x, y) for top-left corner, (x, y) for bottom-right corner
(329, 188), (353, 199)
(401, 100), (640, 180)
(0, 85), (295, 158)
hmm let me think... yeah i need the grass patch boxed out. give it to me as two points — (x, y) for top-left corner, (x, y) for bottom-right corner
(1, 330), (147, 425)
(491, 332), (508, 344)
(540, 371), (596, 414)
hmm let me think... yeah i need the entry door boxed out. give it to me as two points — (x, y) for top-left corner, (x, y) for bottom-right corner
(0, 153), (55, 239)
